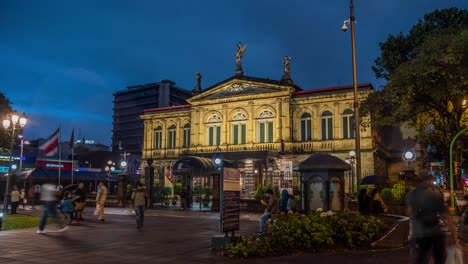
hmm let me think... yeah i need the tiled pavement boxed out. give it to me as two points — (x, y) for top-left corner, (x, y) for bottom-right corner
(0, 206), (467, 264)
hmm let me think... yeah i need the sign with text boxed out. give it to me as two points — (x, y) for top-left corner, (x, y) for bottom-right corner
(222, 168), (240, 233)
(36, 159), (73, 171)
(223, 167), (241, 191)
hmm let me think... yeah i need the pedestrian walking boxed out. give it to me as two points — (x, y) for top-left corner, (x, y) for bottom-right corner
(257, 189), (279, 235)
(72, 182), (87, 221)
(406, 170), (457, 264)
(37, 181), (67, 234)
(132, 183), (147, 228)
(10, 187), (20, 214)
(94, 181), (108, 222)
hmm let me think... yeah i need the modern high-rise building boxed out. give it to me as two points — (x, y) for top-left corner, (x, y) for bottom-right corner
(112, 80), (192, 155)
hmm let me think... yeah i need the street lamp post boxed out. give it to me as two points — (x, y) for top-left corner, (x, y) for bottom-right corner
(18, 135), (25, 172)
(342, 0), (362, 193)
(104, 160), (115, 193)
(2, 113), (27, 213)
(449, 127), (468, 209)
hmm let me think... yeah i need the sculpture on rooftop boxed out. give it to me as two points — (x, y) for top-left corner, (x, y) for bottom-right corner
(235, 42), (248, 76)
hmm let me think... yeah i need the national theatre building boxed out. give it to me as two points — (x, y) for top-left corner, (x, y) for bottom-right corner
(139, 47), (409, 208)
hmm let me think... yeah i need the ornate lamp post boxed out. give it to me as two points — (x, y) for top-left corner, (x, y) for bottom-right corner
(104, 160), (115, 193)
(212, 152), (223, 233)
(345, 150), (356, 196)
(2, 113), (27, 213)
(342, 0), (362, 193)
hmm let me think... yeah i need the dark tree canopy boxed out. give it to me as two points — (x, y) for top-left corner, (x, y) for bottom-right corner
(363, 27), (468, 162)
(0, 91), (14, 151)
(372, 8), (468, 80)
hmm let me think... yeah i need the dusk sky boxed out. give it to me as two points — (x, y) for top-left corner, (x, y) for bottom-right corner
(1, 0), (467, 146)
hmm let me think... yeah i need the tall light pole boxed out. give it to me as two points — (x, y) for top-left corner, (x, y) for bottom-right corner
(18, 135), (25, 172)
(104, 160), (115, 193)
(342, 0), (362, 192)
(2, 113), (27, 213)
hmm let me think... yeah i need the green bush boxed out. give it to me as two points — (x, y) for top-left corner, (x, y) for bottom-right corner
(162, 186), (172, 198)
(254, 184), (272, 200)
(391, 183), (406, 201)
(221, 211), (386, 258)
(173, 182), (182, 195)
(380, 188), (393, 202)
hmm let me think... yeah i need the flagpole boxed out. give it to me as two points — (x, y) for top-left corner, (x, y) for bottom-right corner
(58, 127), (61, 186)
(71, 128), (74, 184)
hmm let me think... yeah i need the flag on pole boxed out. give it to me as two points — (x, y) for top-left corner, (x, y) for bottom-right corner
(69, 128), (74, 149)
(39, 128), (60, 156)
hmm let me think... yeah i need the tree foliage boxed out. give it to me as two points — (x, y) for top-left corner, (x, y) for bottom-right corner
(0, 91), (14, 151)
(372, 8), (468, 80)
(362, 27), (468, 162)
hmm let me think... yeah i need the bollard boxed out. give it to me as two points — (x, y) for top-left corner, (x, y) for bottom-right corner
(0, 212), (3, 230)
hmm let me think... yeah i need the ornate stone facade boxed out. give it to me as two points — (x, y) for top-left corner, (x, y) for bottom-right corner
(140, 75), (383, 200)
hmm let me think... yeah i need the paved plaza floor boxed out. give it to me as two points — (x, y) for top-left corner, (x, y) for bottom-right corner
(0, 206), (467, 263)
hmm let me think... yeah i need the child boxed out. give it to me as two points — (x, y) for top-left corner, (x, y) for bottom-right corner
(60, 191), (78, 224)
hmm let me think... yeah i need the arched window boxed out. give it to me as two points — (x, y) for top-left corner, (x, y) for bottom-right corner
(183, 123), (191, 148)
(232, 113), (247, 145)
(321, 111), (333, 140)
(300, 113), (312, 141)
(167, 125), (176, 149)
(342, 109), (355, 139)
(207, 115), (222, 146)
(257, 110), (274, 143)
(154, 126), (162, 149)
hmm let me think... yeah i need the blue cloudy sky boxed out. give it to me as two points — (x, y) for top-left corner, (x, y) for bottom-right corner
(1, 0), (467, 146)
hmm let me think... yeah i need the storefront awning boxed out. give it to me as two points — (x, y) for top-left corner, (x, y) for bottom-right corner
(172, 156), (235, 177)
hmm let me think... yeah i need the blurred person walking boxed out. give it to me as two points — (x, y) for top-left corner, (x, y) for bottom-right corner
(10, 186), (20, 214)
(406, 170), (457, 264)
(37, 181), (67, 234)
(132, 183), (147, 228)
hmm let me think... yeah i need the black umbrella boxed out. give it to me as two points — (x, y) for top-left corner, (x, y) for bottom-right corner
(359, 175), (391, 185)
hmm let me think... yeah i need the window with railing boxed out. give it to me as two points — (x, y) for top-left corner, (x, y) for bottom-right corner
(257, 110), (274, 143)
(167, 125), (176, 149)
(183, 123), (190, 148)
(232, 113), (247, 145)
(342, 109), (355, 139)
(207, 115), (222, 146)
(154, 126), (162, 149)
(300, 112), (312, 141)
(321, 111), (333, 140)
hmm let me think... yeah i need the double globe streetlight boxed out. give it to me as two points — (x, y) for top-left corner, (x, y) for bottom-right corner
(2, 112), (27, 214)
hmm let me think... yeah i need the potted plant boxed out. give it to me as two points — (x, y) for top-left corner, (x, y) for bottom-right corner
(202, 186), (212, 207)
(172, 195), (178, 206)
(162, 186), (172, 206)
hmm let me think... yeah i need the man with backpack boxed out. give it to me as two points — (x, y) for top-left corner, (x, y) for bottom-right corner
(406, 170), (457, 263)
(279, 189), (296, 214)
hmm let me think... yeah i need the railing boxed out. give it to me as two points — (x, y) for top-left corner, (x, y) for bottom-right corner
(142, 137), (375, 159)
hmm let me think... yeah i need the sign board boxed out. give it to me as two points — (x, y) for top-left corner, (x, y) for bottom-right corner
(36, 159), (73, 171)
(222, 168), (240, 233)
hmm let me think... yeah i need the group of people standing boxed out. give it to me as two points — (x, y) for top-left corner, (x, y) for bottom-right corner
(37, 181), (108, 234)
(36, 180), (147, 234)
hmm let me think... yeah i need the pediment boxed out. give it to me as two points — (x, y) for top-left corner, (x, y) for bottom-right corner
(188, 76), (300, 103)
